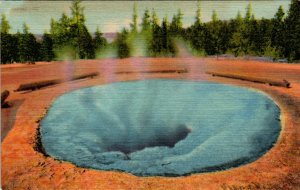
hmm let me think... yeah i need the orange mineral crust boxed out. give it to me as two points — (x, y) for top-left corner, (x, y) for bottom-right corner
(1, 57), (300, 190)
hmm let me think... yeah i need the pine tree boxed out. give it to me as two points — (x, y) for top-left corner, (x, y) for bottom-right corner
(93, 27), (107, 51)
(41, 33), (55, 61)
(161, 17), (169, 51)
(70, 0), (85, 25)
(212, 10), (218, 22)
(70, 0), (88, 58)
(229, 4), (259, 56)
(271, 6), (285, 57)
(236, 11), (243, 23)
(1, 14), (16, 64)
(187, 1), (205, 53)
(195, 1), (202, 26)
(23, 23), (29, 34)
(50, 0), (95, 59)
(78, 25), (94, 59)
(141, 9), (151, 31)
(229, 11), (246, 56)
(248, 16), (259, 55)
(130, 3), (138, 33)
(116, 28), (130, 58)
(255, 18), (273, 55)
(1, 14), (10, 34)
(284, 0), (300, 61)
(151, 9), (160, 28)
(161, 17), (176, 56)
(170, 9), (183, 36)
(51, 13), (73, 48)
(177, 9), (183, 30)
(245, 3), (252, 23)
(275, 5), (285, 22)
(150, 10), (161, 55)
(149, 15), (176, 56)
(219, 21), (232, 54)
(204, 11), (222, 55)
(1, 33), (13, 64)
(18, 23), (39, 63)
(243, 3), (255, 54)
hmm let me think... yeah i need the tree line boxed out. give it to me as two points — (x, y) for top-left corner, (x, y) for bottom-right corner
(1, 0), (299, 63)
(183, 1), (300, 62)
(117, 0), (300, 61)
(1, 0), (107, 64)
(117, 4), (183, 58)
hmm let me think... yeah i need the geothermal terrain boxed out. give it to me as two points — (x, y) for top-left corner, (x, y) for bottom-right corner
(1, 50), (300, 189)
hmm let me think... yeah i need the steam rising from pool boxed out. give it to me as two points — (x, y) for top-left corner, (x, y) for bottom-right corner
(40, 80), (280, 176)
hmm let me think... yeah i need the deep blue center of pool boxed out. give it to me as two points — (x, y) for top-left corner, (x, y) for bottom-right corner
(40, 79), (280, 176)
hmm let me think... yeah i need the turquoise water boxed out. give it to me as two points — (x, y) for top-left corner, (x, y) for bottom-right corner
(1, 1), (290, 34)
(40, 80), (280, 176)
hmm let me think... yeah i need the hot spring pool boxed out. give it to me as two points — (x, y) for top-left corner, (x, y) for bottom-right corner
(40, 79), (280, 176)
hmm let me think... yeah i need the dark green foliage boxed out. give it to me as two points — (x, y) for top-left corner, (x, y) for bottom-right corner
(50, 0), (95, 59)
(41, 33), (55, 62)
(271, 6), (285, 57)
(18, 24), (40, 63)
(116, 29), (130, 59)
(185, 17), (205, 53)
(1, 14), (19, 64)
(186, 3), (280, 58)
(161, 18), (170, 52)
(228, 12), (246, 56)
(93, 27), (107, 51)
(187, 8), (229, 55)
(284, 0), (300, 61)
(70, 0), (95, 59)
(203, 11), (223, 55)
(50, 14), (74, 48)
(1, 33), (19, 64)
(184, 1), (299, 62)
(1, 0), (101, 63)
(77, 25), (95, 59)
(185, 3), (207, 54)
(218, 21), (233, 54)
(253, 19), (273, 55)
(229, 6), (257, 56)
(1, 0), (300, 63)
(170, 9), (184, 36)
(150, 17), (176, 57)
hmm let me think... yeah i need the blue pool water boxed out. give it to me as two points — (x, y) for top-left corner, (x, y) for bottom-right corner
(40, 79), (280, 176)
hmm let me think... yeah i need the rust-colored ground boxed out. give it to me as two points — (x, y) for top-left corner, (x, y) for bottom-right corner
(1, 57), (300, 190)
